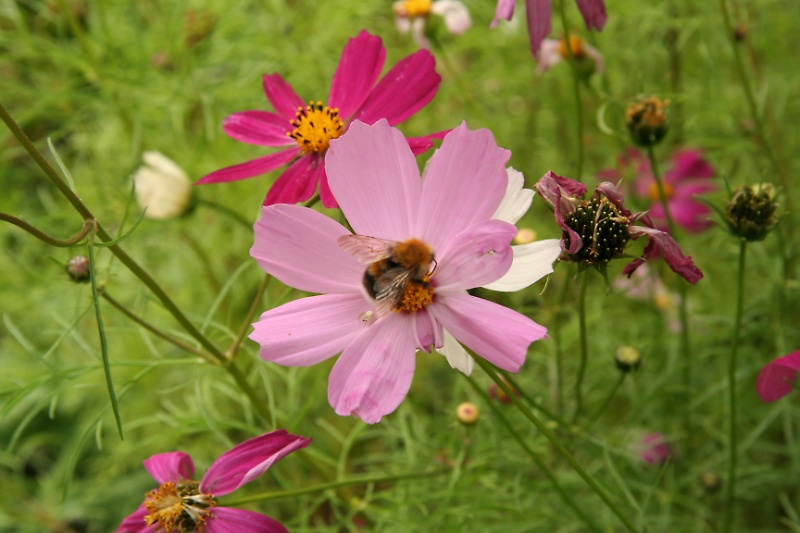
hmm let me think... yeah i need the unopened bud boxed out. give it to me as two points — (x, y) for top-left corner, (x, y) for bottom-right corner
(700, 470), (722, 493)
(725, 183), (778, 241)
(626, 96), (669, 147)
(615, 345), (641, 372)
(66, 255), (91, 283)
(455, 402), (479, 425)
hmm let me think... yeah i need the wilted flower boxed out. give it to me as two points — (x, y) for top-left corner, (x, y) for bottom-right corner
(133, 152), (192, 220)
(393, 0), (471, 48)
(724, 183), (778, 241)
(536, 35), (603, 77)
(639, 432), (672, 466)
(66, 255), (91, 283)
(534, 171), (703, 283)
(491, 0), (607, 57)
(249, 120), (557, 424)
(626, 96), (669, 147)
(198, 31), (444, 208)
(116, 430), (311, 533)
(456, 402), (480, 425)
(756, 350), (800, 402)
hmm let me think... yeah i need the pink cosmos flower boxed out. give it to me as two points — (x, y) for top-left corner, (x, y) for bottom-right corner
(197, 30), (445, 208)
(756, 350), (800, 402)
(598, 148), (717, 232)
(639, 432), (673, 466)
(249, 120), (557, 424)
(491, 0), (607, 57)
(534, 171), (703, 283)
(116, 430), (311, 533)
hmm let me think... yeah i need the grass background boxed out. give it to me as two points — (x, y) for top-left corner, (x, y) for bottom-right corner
(1, 0), (799, 531)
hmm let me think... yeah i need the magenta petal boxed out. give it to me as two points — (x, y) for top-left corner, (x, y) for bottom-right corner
(328, 316), (417, 424)
(665, 149), (715, 183)
(431, 293), (547, 372)
(575, 0), (607, 30)
(251, 294), (374, 366)
(196, 149), (298, 185)
(407, 130), (450, 155)
(251, 204), (364, 293)
(143, 452), (195, 484)
(491, 0), (516, 27)
(417, 123), (510, 250)
(329, 31), (386, 119)
(628, 225), (703, 283)
(435, 219), (516, 291)
(263, 154), (321, 206)
(115, 503), (150, 533)
(534, 171), (585, 254)
(327, 120), (421, 240)
(525, 0), (552, 56)
(201, 430), (311, 496)
(262, 73), (305, 122)
(223, 111), (294, 147)
(756, 351), (800, 402)
(206, 508), (288, 533)
(317, 165), (338, 208)
(353, 50), (441, 126)
(668, 198), (713, 232)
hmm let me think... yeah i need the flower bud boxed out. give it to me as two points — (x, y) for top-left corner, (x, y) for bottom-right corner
(639, 432), (672, 466)
(66, 255), (91, 283)
(724, 183), (778, 241)
(514, 228), (537, 245)
(615, 345), (641, 372)
(455, 402), (479, 425)
(626, 96), (669, 147)
(132, 152), (192, 220)
(700, 470), (722, 493)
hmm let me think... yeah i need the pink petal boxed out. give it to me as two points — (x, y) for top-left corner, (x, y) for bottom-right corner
(263, 153), (321, 206)
(201, 430), (311, 496)
(407, 129), (450, 155)
(626, 225), (703, 283)
(317, 165), (338, 208)
(326, 120), (421, 240)
(575, 0), (607, 30)
(196, 148), (298, 185)
(417, 123), (510, 251)
(207, 508), (289, 533)
(491, 0), (516, 27)
(328, 316), (418, 424)
(665, 149), (715, 183)
(143, 452), (195, 484)
(434, 219), (517, 291)
(329, 31), (386, 119)
(251, 294), (375, 366)
(673, 182), (718, 198)
(115, 503), (150, 533)
(430, 293), (547, 372)
(534, 171), (584, 254)
(756, 351), (800, 402)
(222, 111), (294, 147)
(525, 0), (552, 57)
(352, 50), (441, 126)
(251, 204), (364, 293)
(262, 73), (305, 122)
(667, 198), (713, 232)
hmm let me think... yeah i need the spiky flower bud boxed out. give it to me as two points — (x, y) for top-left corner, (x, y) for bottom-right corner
(615, 345), (641, 372)
(66, 255), (91, 283)
(455, 402), (479, 425)
(626, 96), (669, 147)
(725, 183), (778, 241)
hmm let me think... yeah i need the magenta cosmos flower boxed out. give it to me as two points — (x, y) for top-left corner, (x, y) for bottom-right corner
(599, 148), (717, 232)
(534, 171), (703, 283)
(756, 350), (800, 402)
(116, 430), (310, 533)
(249, 119), (556, 424)
(197, 30), (444, 209)
(491, 0), (606, 56)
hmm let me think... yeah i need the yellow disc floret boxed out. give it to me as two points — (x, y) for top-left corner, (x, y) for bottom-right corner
(558, 35), (585, 59)
(288, 101), (345, 155)
(144, 480), (216, 532)
(393, 0), (433, 18)
(395, 275), (434, 314)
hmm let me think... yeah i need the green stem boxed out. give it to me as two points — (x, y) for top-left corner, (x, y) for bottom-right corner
(463, 373), (601, 532)
(723, 239), (747, 533)
(573, 270), (589, 423)
(0, 214), (93, 247)
(475, 357), (640, 533)
(227, 273), (271, 359)
(558, 0), (584, 180)
(497, 368), (569, 427)
(224, 469), (449, 506)
(589, 372), (625, 425)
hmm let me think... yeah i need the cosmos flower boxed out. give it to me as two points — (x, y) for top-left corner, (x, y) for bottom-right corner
(393, 0), (471, 48)
(116, 430), (311, 533)
(249, 120), (558, 424)
(756, 350), (800, 402)
(133, 151), (192, 220)
(491, 0), (607, 57)
(197, 30), (444, 208)
(599, 148), (717, 232)
(534, 171), (703, 283)
(639, 432), (673, 466)
(535, 35), (603, 76)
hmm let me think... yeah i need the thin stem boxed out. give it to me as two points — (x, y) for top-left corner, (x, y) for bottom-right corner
(497, 368), (570, 428)
(462, 373), (601, 532)
(558, 0), (584, 180)
(723, 239), (747, 533)
(303, 193), (321, 209)
(475, 357), (640, 533)
(573, 270), (590, 423)
(589, 372), (626, 425)
(0, 214), (93, 247)
(224, 469), (449, 506)
(227, 273), (271, 359)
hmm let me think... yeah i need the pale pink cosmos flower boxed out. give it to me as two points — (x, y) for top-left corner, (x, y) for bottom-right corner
(197, 30), (445, 208)
(116, 430), (311, 533)
(394, 0), (472, 49)
(598, 148), (717, 232)
(249, 120), (556, 424)
(756, 350), (800, 402)
(491, 0), (607, 57)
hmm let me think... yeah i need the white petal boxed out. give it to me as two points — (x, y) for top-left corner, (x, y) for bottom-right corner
(432, 0), (472, 35)
(492, 167), (533, 224)
(132, 151), (191, 220)
(483, 239), (561, 291)
(535, 39), (563, 75)
(437, 328), (474, 375)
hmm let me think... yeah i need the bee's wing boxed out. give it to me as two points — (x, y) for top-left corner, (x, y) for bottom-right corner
(373, 268), (413, 317)
(337, 234), (396, 263)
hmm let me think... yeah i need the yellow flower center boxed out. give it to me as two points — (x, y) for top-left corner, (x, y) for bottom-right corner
(647, 181), (674, 202)
(395, 275), (434, 313)
(626, 97), (669, 130)
(144, 480), (216, 532)
(558, 35), (585, 59)
(288, 101), (345, 155)
(394, 0), (432, 18)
